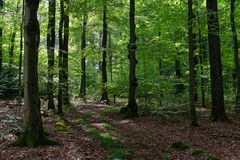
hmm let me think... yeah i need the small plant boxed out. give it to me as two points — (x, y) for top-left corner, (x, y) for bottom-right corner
(103, 123), (116, 131)
(100, 107), (121, 115)
(171, 141), (189, 151)
(55, 120), (68, 132)
(192, 149), (205, 157)
(208, 155), (220, 160)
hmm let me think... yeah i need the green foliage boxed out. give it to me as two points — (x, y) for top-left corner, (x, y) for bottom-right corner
(87, 128), (132, 159)
(171, 141), (190, 151)
(0, 65), (18, 97)
(207, 155), (220, 160)
(100, 106), (121, 115)
(55, 120), (68, 132)
(192, 149), (205, 157)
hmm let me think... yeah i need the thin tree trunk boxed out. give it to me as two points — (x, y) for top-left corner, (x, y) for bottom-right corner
(9, 32), (16, 64)
(108, 32), (113, 82)
(62, 0), (70, 105)
(17, 0), (24, 105)
(207, 0), (228, 121)
(80, 14), (87, 102)
(188, 0), (198, 126)
(100, 4), (110, 103)
(125, 0), (138, 118)
(57, 0), (64, 115)
(47, 0), (56, 110)
(230, 0), (240, 113)
(0, 0), (2, 72)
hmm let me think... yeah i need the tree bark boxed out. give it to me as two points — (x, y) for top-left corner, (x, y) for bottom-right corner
(13, 0), (54, 147)
(0, 0), (2, 72)
(100, 4), (110, 103)
(62, 0), (70, 105)
(188, 0), (198, 126)
(80, 14), (87, 102)
(230, 0), (240, 113)
(47, 0), (56, 110)
(207, 0), (228, 121)
(9, 32), (16, 64)
(57, 0), (64, 115)
(125, 0), (138, 117)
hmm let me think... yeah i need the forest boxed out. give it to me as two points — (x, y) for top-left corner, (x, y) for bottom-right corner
(0, 0), (240, 159)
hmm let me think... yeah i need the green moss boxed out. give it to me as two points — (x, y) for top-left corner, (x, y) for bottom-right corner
(207, 155), (220, 160)
(100, 107), (121, 115)
(87, 129), (132, 159)
(171, 141), (189, 151)
(192, 149), (205, 157)
(55, 120), (68, 132)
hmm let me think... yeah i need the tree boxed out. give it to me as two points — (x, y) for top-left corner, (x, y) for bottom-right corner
(0, 0), (3, 72)
(206, 0), (228, 121)
(80, 11), (87, 102)
(188, 0), (198, 126)
(58, 0), (64, 115)
(230, 0), (240, 113)
(124, 0), (138, 118)
(9, 31), (15, 64)
(13, 0), (53, 147)
(62, 0), (70, 105)
(47, 0), (56, 110)
(100, 3), (110, 103)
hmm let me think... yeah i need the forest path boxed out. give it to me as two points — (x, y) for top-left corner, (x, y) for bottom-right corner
(1, 100), (240, 159)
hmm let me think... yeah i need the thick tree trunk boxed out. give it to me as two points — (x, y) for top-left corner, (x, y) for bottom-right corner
(57, 0), (64, 115)
(80, 14), (87, 102)
(230, 0), (240, 113)
(188, 0), (198, 126)
(125, 0), (138, 117)
(62, 0), (70, 105)
(9, 32), (16, 64)
(13, 0), (54, 147)
(207, 0), (228, 121)
(100, 4), (110, 103)
(47, 0), (56, 110)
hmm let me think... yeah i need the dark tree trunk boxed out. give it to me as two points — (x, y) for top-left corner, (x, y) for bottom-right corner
(0, 0), (2, 72)
(207, 0), (228, 121)
(57, 0), (64, 115)
(125, 0), (138, 118)
(108, 32), (113, 82)
(100, 4), (110, 103)
(188, 0), (198, 126)
(98, 32), (102, 71)
(80, 14), (87, 102)
(175, 52), (184, 94)
(47, 0), (56, 110)
(62, 0), (70, 105)
(230, 0), (240, 113)
(9, 32), (16, 64)
(13, 0), (54, 147)
(17, 0), (24, 105)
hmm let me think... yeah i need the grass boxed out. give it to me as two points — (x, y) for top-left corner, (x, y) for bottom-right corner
(102, 123), (117, 131)
(192, 149), (205, 157)
(171, 141), (190, 151)
(87, 128), (132, 159)
(100, 107), (121, 116)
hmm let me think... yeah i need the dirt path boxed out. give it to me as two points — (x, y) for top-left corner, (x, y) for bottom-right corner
(0, 100), (240, 160)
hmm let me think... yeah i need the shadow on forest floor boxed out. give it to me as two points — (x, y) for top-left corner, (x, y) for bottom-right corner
(0, 99), (240, 159)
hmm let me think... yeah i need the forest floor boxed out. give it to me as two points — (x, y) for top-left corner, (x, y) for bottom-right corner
(0, 99), (240, 160)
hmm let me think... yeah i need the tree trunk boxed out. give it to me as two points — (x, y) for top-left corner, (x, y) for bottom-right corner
(57, 0), (64, 115)
(188, 0), (198, 126)
(125, 0), (138, 118)
(207, 0), (228, 121)
(17, 0), (24, 105)
(80, 14), (87, 102)
(230, 0), (240, 114)
(9, 32), (16, 64)
(62, 0), (70, 105)
(175, 52), (184, 94)
(0, 0), (2, 72)
(108, 32), (113, 82)
(100, 4), (110, 103)
(47, 0), (56, 110)
(13, 0), (53, 147)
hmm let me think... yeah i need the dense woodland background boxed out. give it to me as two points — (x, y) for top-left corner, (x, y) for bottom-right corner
(0, 0), (240, 159)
